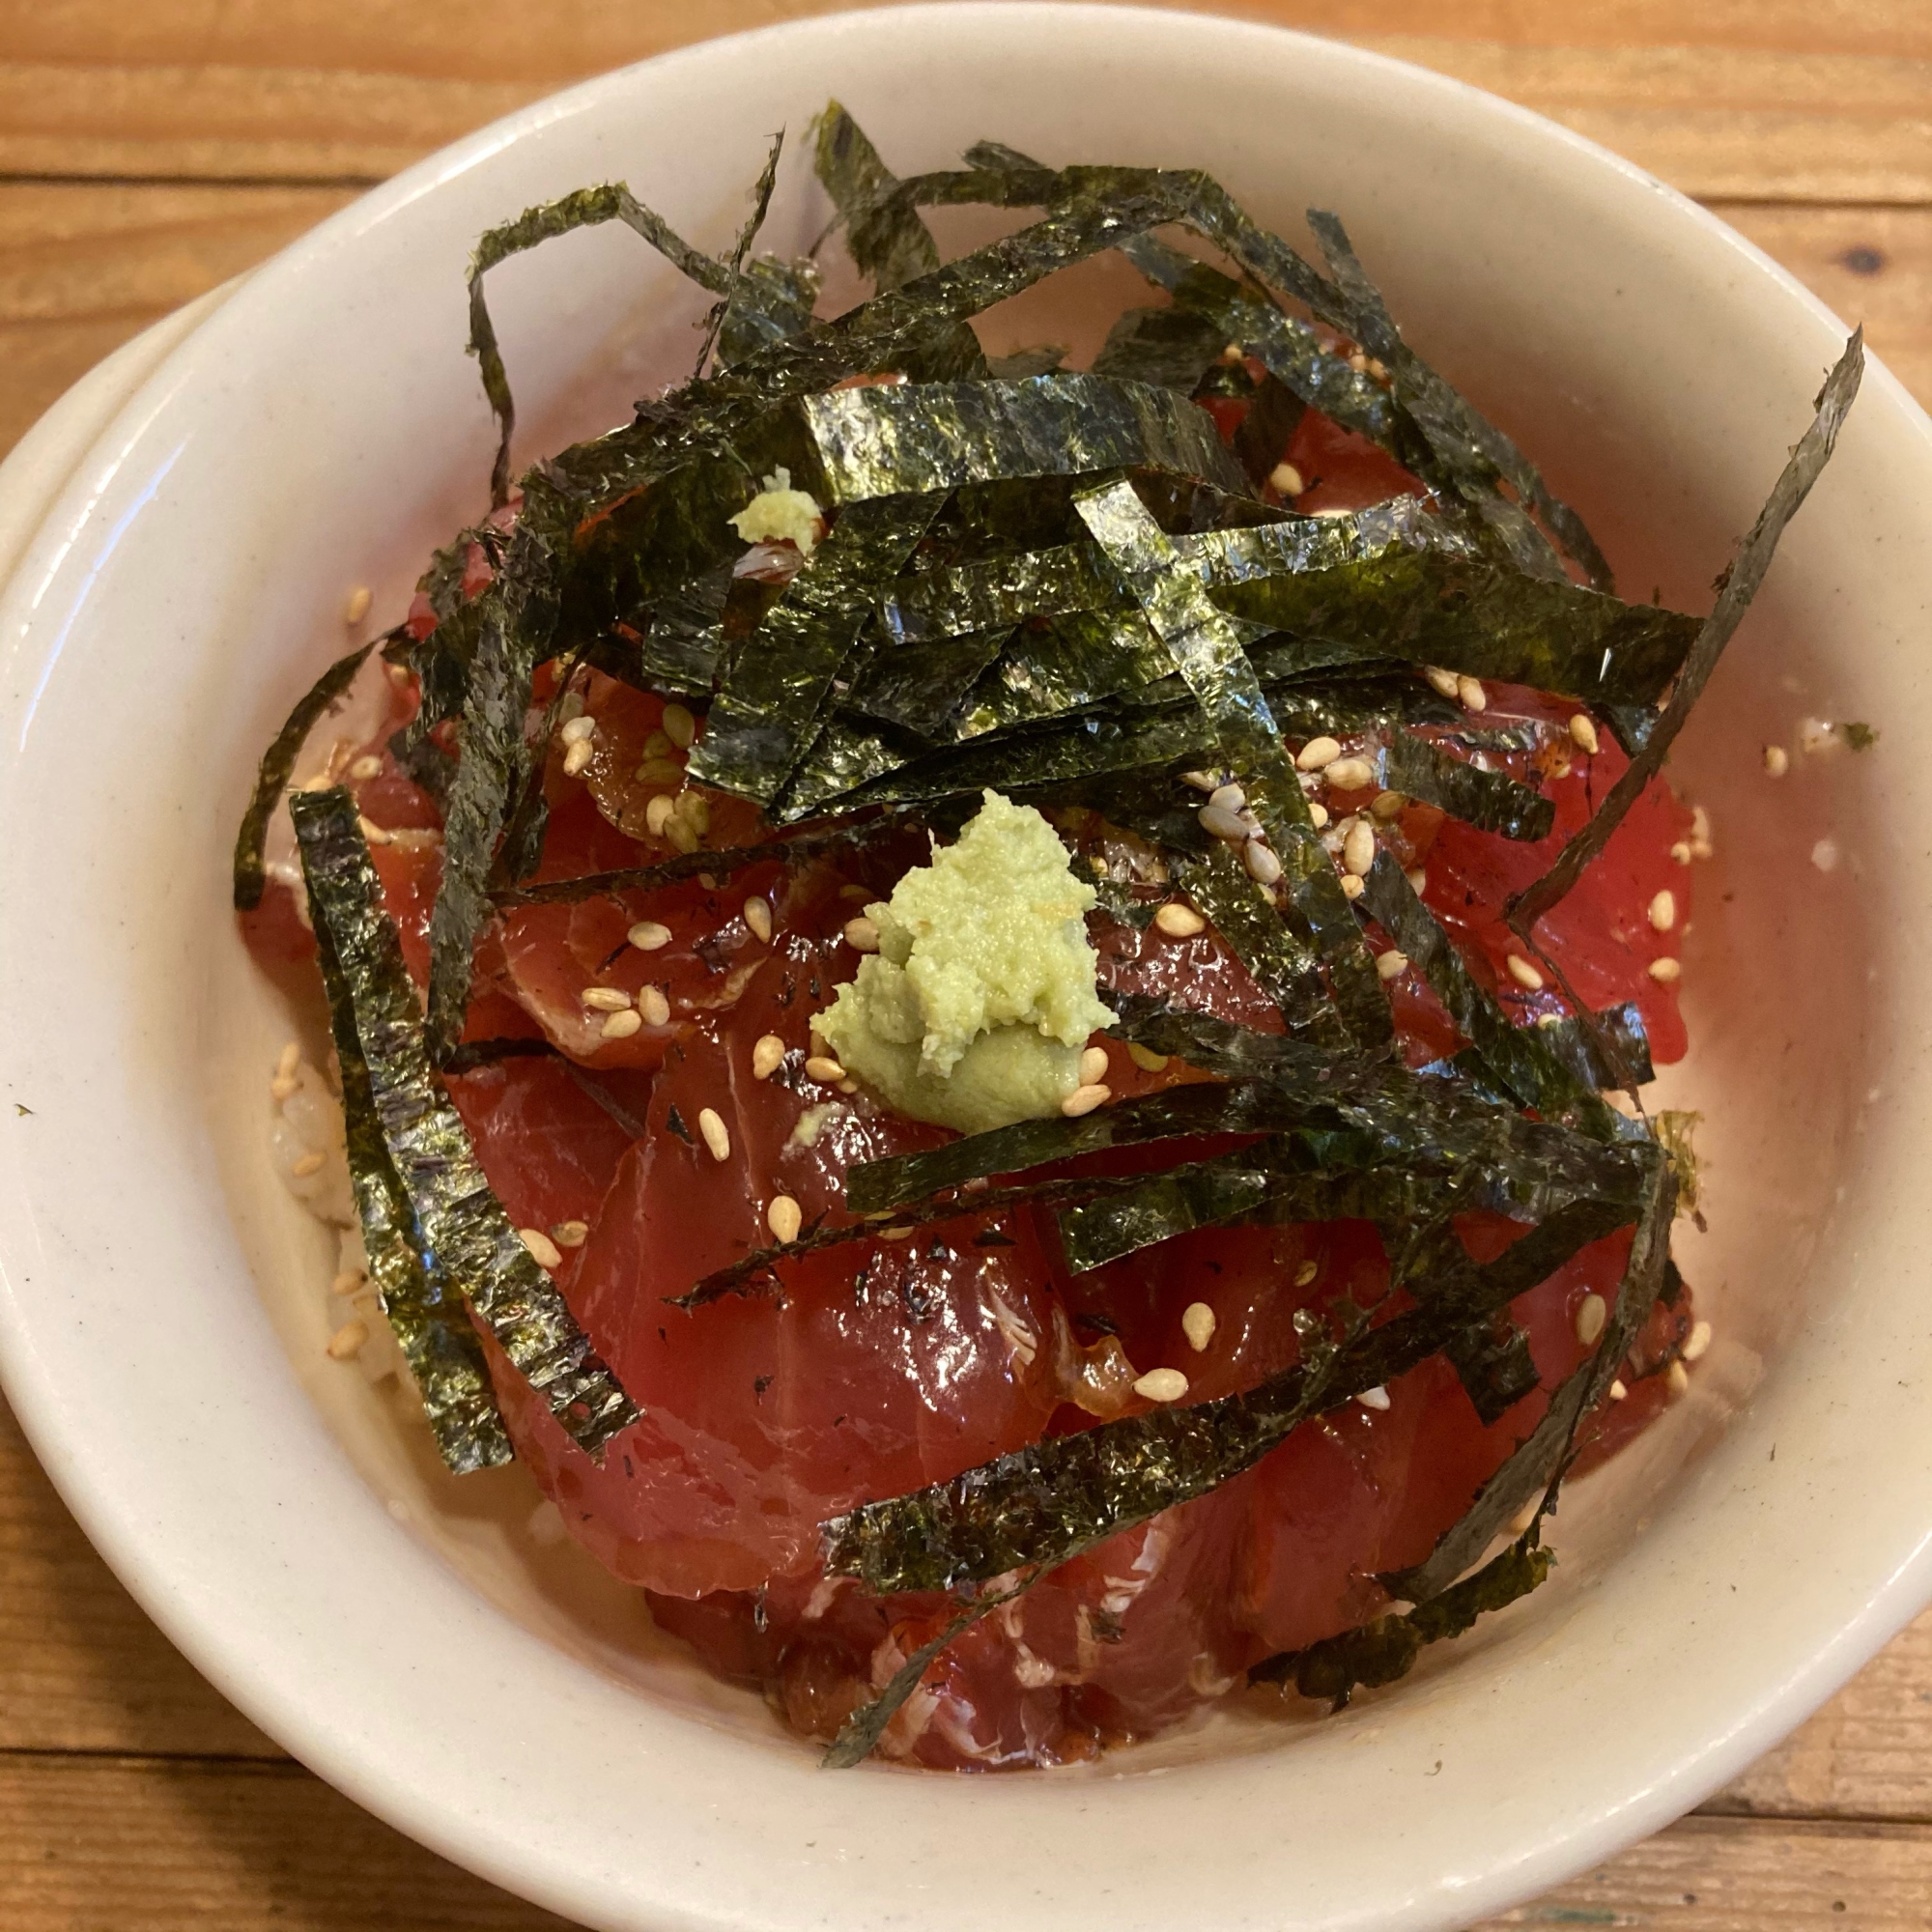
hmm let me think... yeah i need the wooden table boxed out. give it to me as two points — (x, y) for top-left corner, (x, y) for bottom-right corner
(3, 4), (1927, 1924)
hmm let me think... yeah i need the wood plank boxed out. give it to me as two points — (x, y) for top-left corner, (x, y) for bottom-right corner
(0, 0), (1921, 199)
(0, 1755), (578, 1930)
(0, 1399), (278, 1758)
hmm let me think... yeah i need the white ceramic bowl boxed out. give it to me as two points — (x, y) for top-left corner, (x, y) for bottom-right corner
(3, 7), (1930, 1928)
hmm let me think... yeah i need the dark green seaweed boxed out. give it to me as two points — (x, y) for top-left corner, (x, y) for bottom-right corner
(1383, 731), (1554, 842)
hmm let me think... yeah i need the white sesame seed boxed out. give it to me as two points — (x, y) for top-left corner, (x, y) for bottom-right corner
(291, 1151), (325, 1178)
(752, 1034), (786, 1080)
(1423, 667), (1462, 700)
(1575, 1293), (1607, 1346)
(1062, 1083), (1111, 1118)
(1346, 349), (1369, 373)
(638, 986), (671, 1027)
(1608, 1378), (1629, 1402)
(1406, 867), (1428, 895)
(1811, 838), (1839, 873)
(1537, 1011), (1563, 1029)
(327, 1320), (369, 1360)
(744, 895), (773, 943)
(270, 1075), (298, 1102)
(1355, 1385), (1392, 1412)
(696, 1106), (731, 1162)
(1647, 956), (1682, 984)
(1458, 675), (1488, 713)
(349, 753), (383, 781)
(519, 1227), (563, 1270)
(805, 1055), (847, 1084)
(582, 986), (633, 1011)
(1325, 755), (1376, 793)
(1153, 902), (1207, 938)
(1506, 953), (1545, 991)
(356, 815), (392, 846)
(1079, 1045), (1110, 1086)
(1370, 788), (1406, 822)
(1127, 1042), (1169, 1073)
(675, 789), (711, 834)
(637, 756), (685, 785)
(1670, 840), (1693, 866)
(1243, 838), (1283, 885)
(641, 728), (674, 759)
(644, 794), (677, 838)
(561, 738), (594, 778)
(1667, 1359), (1690, 1395)
(1568, 713), (1599, 754)
(1366, 355), (1390, 381)
(1293, 1259), (1319, 1288)
(1340, 874), (1365, 900)
(1198, 804), (1248, 841)
(1763, 744), (1789, 778)
(1648, 889), (1677, 932)
(1296, 735), (1343, 772)
(1134, 1367), (1189, 1403)
(559, 714), (598, 745)
(1308, 802), (1330, 830)
(330, 1267), (364, 1296)
(275, 1041), (301, 1079)
(1180, 770), (1222, 792)
(1208, 782), (1246, 812)
(552, 1220), (589, 1249)
(1220, 342), (1244, 364)
(1342, 818), (1377, 877)
(1690, 805), (1711, 842)
(344, 584), (373, 625)
(838, 1079), (859, 1094)
(627, 921), (672, 952)
(843, 915), (881, 952)
(767, 1195), (803, 1244)
(600, 1009), (643, 1039)
(1682, 1319), (1713, 1363)
(1269, 461), (1305, 497)
(1181, 1302), (1217, 1351)
(1376, 950), (1409, 981)
(660, 702), (696, 749)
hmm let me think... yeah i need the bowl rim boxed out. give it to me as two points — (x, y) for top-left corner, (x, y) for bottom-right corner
(3, 7), (1931, 1930)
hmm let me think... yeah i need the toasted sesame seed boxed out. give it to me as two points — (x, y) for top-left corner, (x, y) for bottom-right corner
(641, 728), (674, 759)
(744, 895), (773, 942)
(327, 1320), (369, 1360)
(1648, 889), (1677, 932)
(1647, 956), (1682, 984)
(275, 1041), (301, 1080)
(1181, 1302), (1217, 1351)
(696, 1106), (731, 1162)
(644, 793), (677, 838)
(1180, 770), (1221, 792)
(519, 1227), (563, 1270)
(1197, 803), (1247, 841)
(1505, 953), (1545, 991)
(1342, 819), (1377, 877)
(1293, 1259), (1319, 1287)
(1690, 838), (1714, 862)
(658, 701), (696, 749)
(1296, 735), (1343, 772)
(1269, 461), (1305, 497)
(1243, 838), (1283, 885)
(1690, 805), (1711, 841)
(877, 1225), (913, 1240)
(1763, 744), (1789, 778)
(1340, 874), (1365, 900)
(1208, 782), (1246, 812)
(1308, 802), (1330, 830)
(1536, 1011), (1563, 1029)
(1682, 1320), (1713, 1363)
(752, 1034), (786, 1080)
(767, 1195), (803, 1245)
(1423, 666), (1462, 699)
(1079, 1045), (1110, 1086)
(1667, 1359), (1690, 1396)
(1220, 342), (1244, 364)
(387, 661), (412, 687)
(1370, 788), (1406, 821)
(561, 738), (594, 777)
(582, 986), (633, 1011)
(838, 1079), (859, 1094)
(1557, 712), (1598, 756)
(270, 1074), (298, 1101)
(1346, 349), (1369, 373)
(637, 986), (671, 1027)
(627, 920), (672, 952)
(1153, 902), (1207, 938)
(343, 584), (374, 625)
(1458, 674), (1489, 713)
(1325, 755), (1376, 793)
(356, 815), (392, 846)
(1134, 1367), (1189, 1403)
(552, 1220), (589, 1249)
(349, 753), (383, 781)
(1127, 1042), (1169, 1073)
(1062, 1083), (1111, 1118)
(1608, 1378), (1629, 1401)
(1575, 1293), (1607, 1346)
(1670, 840), (1693, 866)
(1355, 1385), (1392, 1412)
(637, 756), (685, 785)
(675, 789), (711, 834)
(1366, 355), (1390, 381)
(1405, 867), (1427, 895)
(1376, 950), (1409, 981)
(842, 915), (881, 952)
(600, 1009), (643, 1039)
(559, 714), (598, 745)
(805, 1055), (846, 1084)
(291, 1151), (325, 1178)
(330, 1267), (363, 1296)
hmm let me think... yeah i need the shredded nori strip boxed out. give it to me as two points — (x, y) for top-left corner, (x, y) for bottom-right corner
(291, 786), (639, 1456)
(1509, 333), (1863, 938)
(232, 642), (373, 910)
(1383, 731), (1553, 842)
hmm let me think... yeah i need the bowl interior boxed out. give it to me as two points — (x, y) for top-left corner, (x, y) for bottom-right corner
(3, 9), (1930, 1931)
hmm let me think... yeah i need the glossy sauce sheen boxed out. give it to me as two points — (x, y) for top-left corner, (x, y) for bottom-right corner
(247, 406), (1696, 1769)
